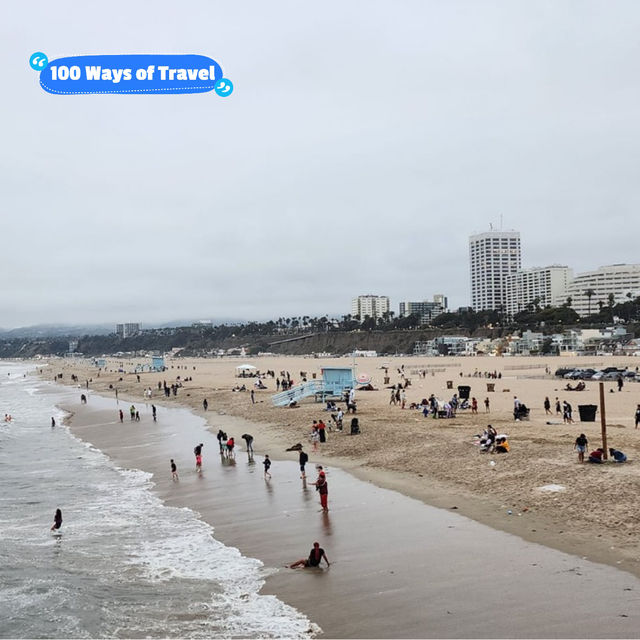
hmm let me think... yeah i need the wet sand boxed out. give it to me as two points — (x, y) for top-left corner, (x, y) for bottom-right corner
(61, 392), (640, 638)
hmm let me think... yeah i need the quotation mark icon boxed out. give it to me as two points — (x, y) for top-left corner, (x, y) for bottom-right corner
(214, 78), (233, 97)
(29, 52), (48, 71)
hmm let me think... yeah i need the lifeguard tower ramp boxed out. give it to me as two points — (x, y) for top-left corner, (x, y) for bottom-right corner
(271, 367), (355, 407)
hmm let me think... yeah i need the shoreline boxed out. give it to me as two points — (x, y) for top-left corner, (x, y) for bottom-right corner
(54, 387), (640, 638)
(40, 353), (640, 582)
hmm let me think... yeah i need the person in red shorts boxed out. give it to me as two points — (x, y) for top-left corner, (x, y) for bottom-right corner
(315, 468), (328, 511)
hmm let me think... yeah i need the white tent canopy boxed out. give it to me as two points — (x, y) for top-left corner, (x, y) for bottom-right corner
(236, 364), (257, 370)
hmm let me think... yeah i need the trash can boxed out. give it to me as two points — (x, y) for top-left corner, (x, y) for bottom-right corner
(578, 405), (598, 422)
(446, 380), (453, 389)
(457, 385), (471, 400)
(487, 383), (495, 392)
(384, 376), (390, 384)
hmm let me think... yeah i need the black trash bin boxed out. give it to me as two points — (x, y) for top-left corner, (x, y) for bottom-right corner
(578, 405), (598, 422)
(457, 385), (471, 400)
(350, 418), (360, 435)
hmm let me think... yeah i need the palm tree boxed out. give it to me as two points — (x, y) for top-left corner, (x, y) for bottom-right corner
(584, 289), (595, 316)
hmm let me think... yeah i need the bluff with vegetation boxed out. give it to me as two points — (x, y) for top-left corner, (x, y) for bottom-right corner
(1, 298), (639, 359)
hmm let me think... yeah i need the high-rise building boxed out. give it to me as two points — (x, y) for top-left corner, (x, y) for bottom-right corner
(564, 264), (640, 316)
(398, 295), (448, 324)
(116, 323), (141, 338)
(351, 295), (390, 323)
(505, 266), (573, 318)
(469, 231), (521, 311)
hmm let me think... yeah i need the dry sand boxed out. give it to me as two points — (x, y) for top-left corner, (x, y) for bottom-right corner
(46, 353), (640, 582)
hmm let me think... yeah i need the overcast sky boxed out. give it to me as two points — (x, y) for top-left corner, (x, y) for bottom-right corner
(2, 1), (640, 328)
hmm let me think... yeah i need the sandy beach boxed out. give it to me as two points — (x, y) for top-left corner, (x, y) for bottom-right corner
(46, 353), (640, 579)
(35, 353), (640, 636)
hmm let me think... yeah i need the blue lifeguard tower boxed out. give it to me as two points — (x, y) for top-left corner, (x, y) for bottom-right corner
(151, 355), (165, 372)
(271, 366), (355, 407)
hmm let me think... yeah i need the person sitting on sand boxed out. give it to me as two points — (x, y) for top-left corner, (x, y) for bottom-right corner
(289, 541), (330, 569)
(609, 448), (627, 463)
(495, 436), (510, 453)
(588, 448), (604, 463)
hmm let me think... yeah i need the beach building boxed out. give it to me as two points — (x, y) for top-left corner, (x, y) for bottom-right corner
(469, 230), (521, 311)
(115, 323), (141, 338)
(398, 294), (448, 324)
(504, 266), (573, 318)
(564, 264), (640, 316)
(351, 295), (390, 323)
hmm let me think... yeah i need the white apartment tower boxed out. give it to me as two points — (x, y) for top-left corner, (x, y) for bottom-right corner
(469, 231), (521, 311)
(351, 295), (390, 322)
(564, 264), (640, 316)
(504, 266), (573, 318)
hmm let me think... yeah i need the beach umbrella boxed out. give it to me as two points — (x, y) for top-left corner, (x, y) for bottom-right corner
(236, 364), (257, 370)
(356, 373), (372, 385)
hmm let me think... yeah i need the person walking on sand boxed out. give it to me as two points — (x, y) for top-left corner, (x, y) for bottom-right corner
(544, 397), (551, 415)
(555, 397), (561, 416)
(50, 508), (62, 531)
(400, 389), (406, 409)
(574, 433), (588, 463)
(471, 397), (478, 414)
(315, 467), (329, 511)
(250, 389), (255, 404)
(119, 409), (124, 423)
(389, 388), (397, 405)
(263, 454), (272, 479)
(171, 459), (179, 481)
(635, 404), (640, 429)
(484, 397), (490, 413)
(299, 448), (309, 479)
(289, 541), (330, 569)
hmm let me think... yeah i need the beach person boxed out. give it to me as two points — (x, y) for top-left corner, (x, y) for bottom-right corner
(194, 443), (203, 464)
(135, 411), (140, 422)
(315, 467), (329, 511)
(171, 459), (179, 480)
(635, 405), (640, 429)
(119, 409), (124, 423)
(317, 420), (326, 443)
(226, 437), (235, 457)
(289, 542), (330, 569)
(263, 454), (272, 478)
(574, 433), (588, 463)
(250, 389), (255, 404)
(203, 398), (208, 411)
(609, 448), (627, 463)
(495, 437), (510, 453)
(311, 428), (320, 452)
(216, 430), (227, 453)
(195, 453), (202, 472)
(484, 397), (490, 412)
(588, 448), (604, 463)
(389, 388), (397, 405)
(617, 375), (624, 392)
(299, 448), (309, 479)
(563, 401), (574, 424)
(544, 397), (551, 415)
(80, 393), (87, 404)
(50, 508), (62, 531)
(335, 408), (343, 431)
(241, 433), (254, 453)
(400, 389), (406, 409)
(471, 397), (478, 414)
(151, 405), (157, 421)
(129, 405), (136, 421)
(51, 417), (56, 428)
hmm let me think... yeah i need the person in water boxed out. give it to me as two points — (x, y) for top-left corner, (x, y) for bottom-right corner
(171, 459), (179, 480)
(289, 541), (330, 569)
(51, 508), (62, 531)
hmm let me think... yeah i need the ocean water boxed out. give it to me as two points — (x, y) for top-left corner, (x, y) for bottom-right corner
(0, 362), (314, 639)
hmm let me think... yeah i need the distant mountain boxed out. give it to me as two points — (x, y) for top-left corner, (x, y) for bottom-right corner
(0, 324), (116, 339)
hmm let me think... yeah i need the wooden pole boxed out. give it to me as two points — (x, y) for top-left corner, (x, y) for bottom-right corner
(599, 382), (608, 460)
